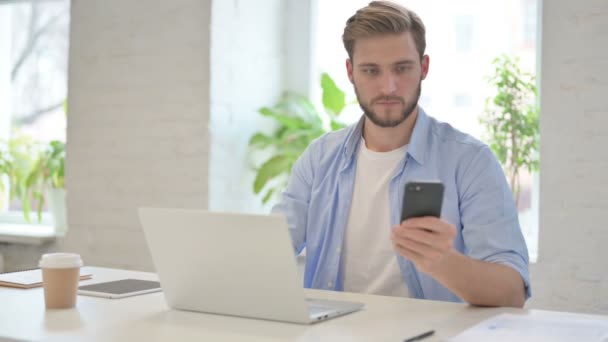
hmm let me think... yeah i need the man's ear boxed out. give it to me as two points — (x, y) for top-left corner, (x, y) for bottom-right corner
(346, 58), (354, 83)
(421, 55), (430, 80)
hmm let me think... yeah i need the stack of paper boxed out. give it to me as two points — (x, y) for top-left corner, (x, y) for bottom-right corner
(449, 311), (608, 342)
(0, 268), (92, 289)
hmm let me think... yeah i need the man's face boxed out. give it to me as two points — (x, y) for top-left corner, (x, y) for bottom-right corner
(346, 32), (429, 128)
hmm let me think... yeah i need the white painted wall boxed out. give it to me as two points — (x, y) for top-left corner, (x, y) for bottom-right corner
(59, 0), (212, 271)
(209, 0), (285, 214)
(527, 0), (608, 314)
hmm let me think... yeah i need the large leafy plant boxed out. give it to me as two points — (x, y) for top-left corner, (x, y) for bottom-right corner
(249, 73), (353, 204)
(480, 55), (539, 206)
(0, 137), (65, 222)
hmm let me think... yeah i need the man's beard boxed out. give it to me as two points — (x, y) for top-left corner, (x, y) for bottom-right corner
(355, 79), (422, 128)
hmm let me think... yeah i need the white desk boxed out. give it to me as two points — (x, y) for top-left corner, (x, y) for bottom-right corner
(0, 267), (606, 342)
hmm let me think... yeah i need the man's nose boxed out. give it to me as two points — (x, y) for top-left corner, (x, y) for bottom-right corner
(380, 73), (397, 95)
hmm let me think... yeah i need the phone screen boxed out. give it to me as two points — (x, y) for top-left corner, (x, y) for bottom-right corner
(401, 181), (444, 221)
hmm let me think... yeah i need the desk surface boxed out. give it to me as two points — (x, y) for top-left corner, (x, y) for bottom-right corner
(0, 267), (605, 342)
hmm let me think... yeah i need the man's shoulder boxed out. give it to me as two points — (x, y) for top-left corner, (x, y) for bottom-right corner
(427, 115), (487, 152)
(424, 115), (502, 178)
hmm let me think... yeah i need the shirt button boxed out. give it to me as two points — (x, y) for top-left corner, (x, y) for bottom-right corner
(327, 282), (333, 288)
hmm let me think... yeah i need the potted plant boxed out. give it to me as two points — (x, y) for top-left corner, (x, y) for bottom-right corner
(249, 73), (354, 204)
(0, 136), (66, 231)
(22, 140), (66, 232)
(480, 55), (540, 207)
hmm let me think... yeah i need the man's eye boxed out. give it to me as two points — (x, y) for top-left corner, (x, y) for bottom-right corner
(396, 65), (411, 73)
(363, 68), (379, 75)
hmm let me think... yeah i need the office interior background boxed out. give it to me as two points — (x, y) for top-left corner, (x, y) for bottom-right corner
(0, 0), (606, 315)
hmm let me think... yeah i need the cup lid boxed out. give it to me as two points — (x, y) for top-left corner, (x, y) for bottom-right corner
(39, 253), (83, 269)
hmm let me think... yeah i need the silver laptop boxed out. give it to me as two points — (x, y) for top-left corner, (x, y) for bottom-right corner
(138, 208), (363, 324)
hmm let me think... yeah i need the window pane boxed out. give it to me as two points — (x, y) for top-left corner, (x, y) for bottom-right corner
(9, 0), (69, 141)
(0, 0), (69, 215)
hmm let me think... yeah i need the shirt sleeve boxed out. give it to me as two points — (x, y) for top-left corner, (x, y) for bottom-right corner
(271, 140), (318, 254)
(458, 145), (532, 299)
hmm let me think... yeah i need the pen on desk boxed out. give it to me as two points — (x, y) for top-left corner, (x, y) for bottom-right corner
(403, 329), (435, 342)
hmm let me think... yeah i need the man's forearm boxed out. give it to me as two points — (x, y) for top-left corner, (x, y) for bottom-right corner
(428, 250), (526, 307)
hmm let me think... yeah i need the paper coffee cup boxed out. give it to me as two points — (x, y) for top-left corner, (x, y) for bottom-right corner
(39, 253), (83, 309)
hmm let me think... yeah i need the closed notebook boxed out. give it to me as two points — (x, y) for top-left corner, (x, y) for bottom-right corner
(0, 267), (92, 289)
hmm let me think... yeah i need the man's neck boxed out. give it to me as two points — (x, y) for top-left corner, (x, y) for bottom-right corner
(362, 107), (419, 152)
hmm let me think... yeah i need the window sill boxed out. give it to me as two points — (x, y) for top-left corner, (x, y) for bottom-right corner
(0, 223), (60, 245)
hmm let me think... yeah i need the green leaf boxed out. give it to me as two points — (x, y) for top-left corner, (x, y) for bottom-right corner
(22, 195), (31, 223)
(321, 73), (346, 115)
(259, 107), (310, 130)
(248, 133), (274, 148)
(330, 119), (346, 131)
(33, 191), (44, 223)
(253, 155), (291, 194)
(262, 189), (275, 204)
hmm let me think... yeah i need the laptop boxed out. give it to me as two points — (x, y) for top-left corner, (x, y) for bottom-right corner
(138, 208), (364, 324)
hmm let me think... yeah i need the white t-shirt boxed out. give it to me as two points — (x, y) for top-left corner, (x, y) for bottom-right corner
(342, 137), (410, 297)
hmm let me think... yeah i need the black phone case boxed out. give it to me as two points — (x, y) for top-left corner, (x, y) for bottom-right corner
(401, 182), (444, 221)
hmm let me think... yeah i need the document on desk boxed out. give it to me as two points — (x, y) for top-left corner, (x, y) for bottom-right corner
(448, 311), (608, 342)
(0, 267), (92, 289)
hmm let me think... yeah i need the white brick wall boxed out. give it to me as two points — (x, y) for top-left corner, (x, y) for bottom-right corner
(58, 0), (212, 271)
(528, 0), (608, 314)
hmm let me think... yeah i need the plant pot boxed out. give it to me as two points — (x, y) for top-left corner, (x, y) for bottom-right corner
(48, 187), (67, 234)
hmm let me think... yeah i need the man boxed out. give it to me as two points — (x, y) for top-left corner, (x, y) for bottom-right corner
(273, 1), (530, 307)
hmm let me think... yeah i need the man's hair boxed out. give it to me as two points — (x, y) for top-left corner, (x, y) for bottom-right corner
(342, 1), (426, 60)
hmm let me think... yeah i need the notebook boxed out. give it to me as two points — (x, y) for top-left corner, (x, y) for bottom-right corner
(0, 267), (92, 289)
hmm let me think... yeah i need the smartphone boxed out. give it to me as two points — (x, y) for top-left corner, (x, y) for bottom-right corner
(78, 279), (162, 299)
(400, 181), (444, 222)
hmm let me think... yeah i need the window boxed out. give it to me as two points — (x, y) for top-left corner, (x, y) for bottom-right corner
(454, 15), (474, 53)
(314, 0), (539, 260)
(0, 0), (69, 224)
(453, 93), (473, 107)
(522, 0), (538, 48)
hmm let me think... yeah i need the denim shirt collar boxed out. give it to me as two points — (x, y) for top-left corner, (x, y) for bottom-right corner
(342, 107), (432, 166)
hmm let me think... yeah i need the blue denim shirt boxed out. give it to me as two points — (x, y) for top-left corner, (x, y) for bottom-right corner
(273, 108), (530, 302)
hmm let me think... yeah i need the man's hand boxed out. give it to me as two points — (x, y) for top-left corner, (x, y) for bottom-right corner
(391, 217), (526, 307)
(390, 217), (457, 274)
